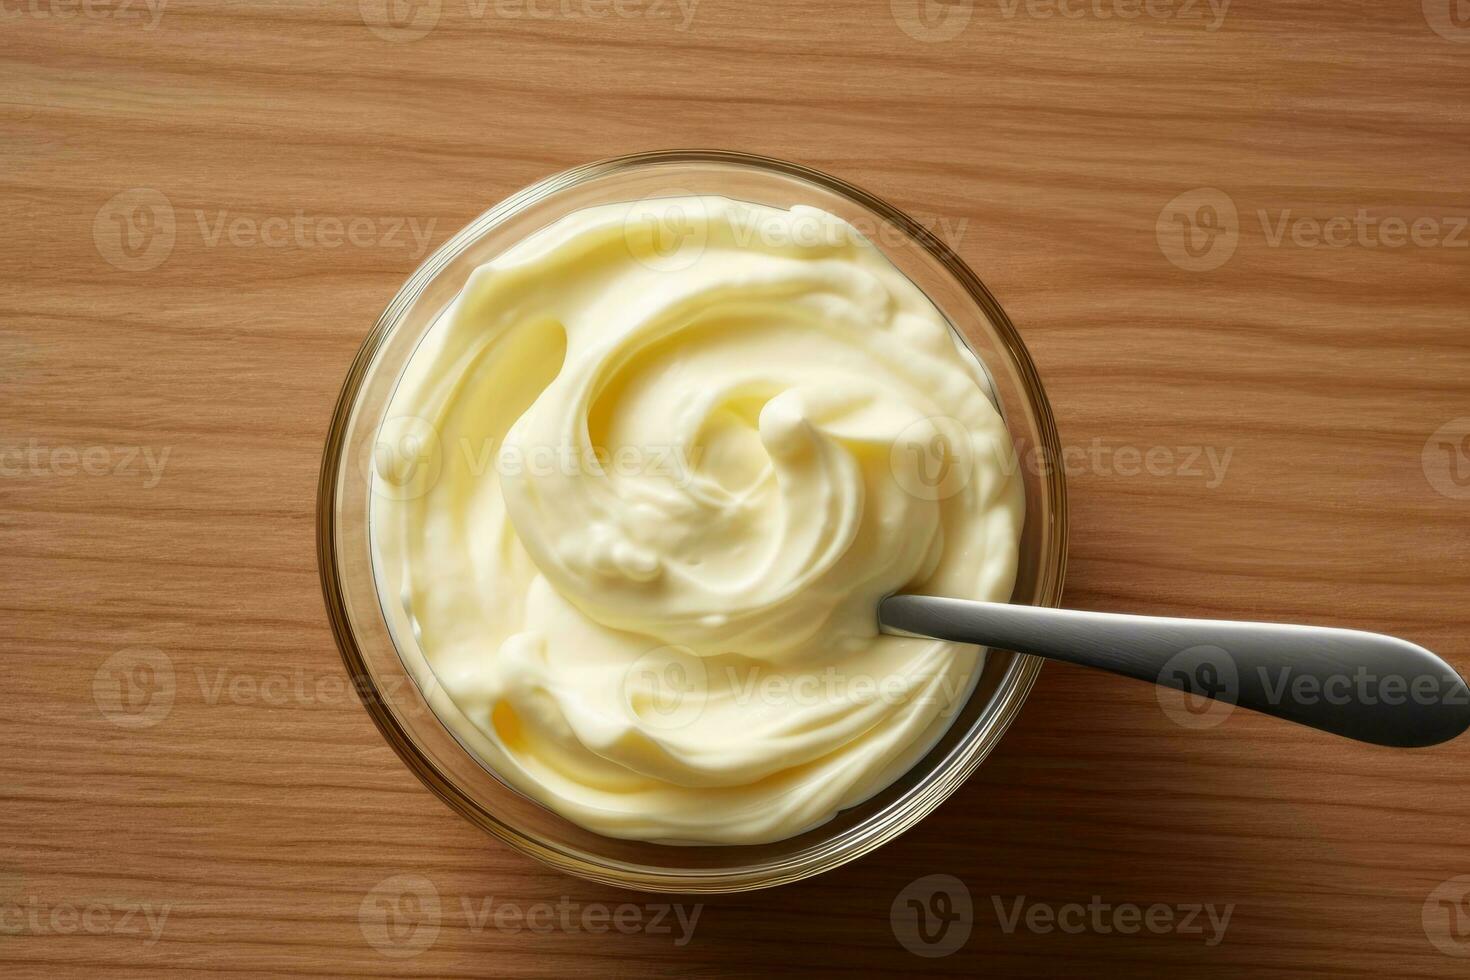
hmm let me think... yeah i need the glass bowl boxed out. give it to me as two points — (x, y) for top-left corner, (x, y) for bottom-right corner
(317, 150), (1068, 893)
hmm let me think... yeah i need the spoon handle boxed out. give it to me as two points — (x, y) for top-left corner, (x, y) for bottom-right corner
(879, 594), (1470, 747)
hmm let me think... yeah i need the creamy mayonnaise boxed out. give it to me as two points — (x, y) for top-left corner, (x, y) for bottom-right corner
(370, 196), (1023, 844)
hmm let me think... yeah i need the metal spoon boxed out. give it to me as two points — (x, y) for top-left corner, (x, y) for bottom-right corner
(879, 594), (1470, 747)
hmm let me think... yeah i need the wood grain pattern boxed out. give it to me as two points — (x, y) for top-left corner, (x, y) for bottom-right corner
(3, 1), (1469, 975)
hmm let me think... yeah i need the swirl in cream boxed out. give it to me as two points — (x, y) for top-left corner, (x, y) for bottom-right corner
(370, 196), (1023, 844)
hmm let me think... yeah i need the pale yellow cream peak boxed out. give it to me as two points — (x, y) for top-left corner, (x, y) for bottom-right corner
(370, 196), (1023, 844)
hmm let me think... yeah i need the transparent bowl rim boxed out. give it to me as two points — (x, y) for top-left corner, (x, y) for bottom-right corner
(316, 149), (1069, 892)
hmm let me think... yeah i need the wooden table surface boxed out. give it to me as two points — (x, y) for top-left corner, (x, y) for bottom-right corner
(5, 1), (1470, 976)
